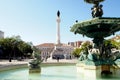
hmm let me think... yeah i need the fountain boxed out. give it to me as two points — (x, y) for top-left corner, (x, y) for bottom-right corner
(71, 0), (120, 78)
(1, 0), (120, 80)
(28, 47), (43, 73)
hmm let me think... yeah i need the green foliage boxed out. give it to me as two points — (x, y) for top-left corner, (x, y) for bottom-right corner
(111, 40), (120, 49)
(0, 35), (33, 59)
(72, 48), (81, 58)
(72, 41), (92, 58)
(17, 41), (33, 55)
(32, 46), (41, 54)
(104, 39), (120, 49)
(81, 41), (92, 50)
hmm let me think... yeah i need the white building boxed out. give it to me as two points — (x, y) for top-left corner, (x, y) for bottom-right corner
(51, 44), (74, 59)
(36, 43), (74, 59)
(0, 30), (4, 39)
(36, 43), (54, 59)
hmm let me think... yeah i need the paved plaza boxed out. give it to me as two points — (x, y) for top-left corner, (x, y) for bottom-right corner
(0, 59), (78, 69)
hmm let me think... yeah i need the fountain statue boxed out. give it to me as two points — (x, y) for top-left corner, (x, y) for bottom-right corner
(71, 0), (120, 77)
(28, 47), (43, 73)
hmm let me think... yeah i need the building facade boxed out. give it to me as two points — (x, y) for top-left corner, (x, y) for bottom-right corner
(68, 41), (83, 48)
(36, 43), (74, 60)
(36, 43), (54, 59)
(0, 30), (4, 39)
(51, 44), (74, 59)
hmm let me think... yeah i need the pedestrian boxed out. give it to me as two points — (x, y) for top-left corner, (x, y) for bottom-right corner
(57, 57), (59, 62)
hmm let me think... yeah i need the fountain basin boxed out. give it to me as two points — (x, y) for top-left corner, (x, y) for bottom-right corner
(71, 17), (120, 38)
(0, 63), (77, 80)
(0, 63), (27, 72)
(0, 63), (120, 80)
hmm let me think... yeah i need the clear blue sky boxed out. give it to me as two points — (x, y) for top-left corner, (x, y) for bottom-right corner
(0, 0), (120, 45)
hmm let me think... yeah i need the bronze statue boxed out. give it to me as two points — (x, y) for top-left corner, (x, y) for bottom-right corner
(57, 10), (60, 17)
(91, 4), (103, 18)
(84, 0), (104, 18)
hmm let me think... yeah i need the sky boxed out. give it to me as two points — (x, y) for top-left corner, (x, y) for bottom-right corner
(0, 0), (120, 45)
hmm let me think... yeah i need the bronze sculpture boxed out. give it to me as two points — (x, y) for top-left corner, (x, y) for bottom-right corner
(71, 0), (120, 75)
(84, 0), (104, 18)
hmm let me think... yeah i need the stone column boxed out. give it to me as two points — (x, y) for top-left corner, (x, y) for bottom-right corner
(56, 10), (61, 45)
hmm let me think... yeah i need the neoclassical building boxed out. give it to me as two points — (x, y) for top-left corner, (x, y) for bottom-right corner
(51, 44), (74, 59)
(36, 43), (54, 59)
(36, 43), (74, 59)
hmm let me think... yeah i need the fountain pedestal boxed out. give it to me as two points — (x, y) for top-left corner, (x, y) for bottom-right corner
(76, 60), (120, 79)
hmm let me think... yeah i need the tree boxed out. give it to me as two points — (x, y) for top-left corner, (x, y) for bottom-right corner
(72, 41), (92, 58)
(0, 37), (17, 61)
(0, 36), (33, 61)
(104, 39), (120, 50)
(72, 48), (81, 58)
(17, 41), (33, 58)
(80, 41), (92, 50)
